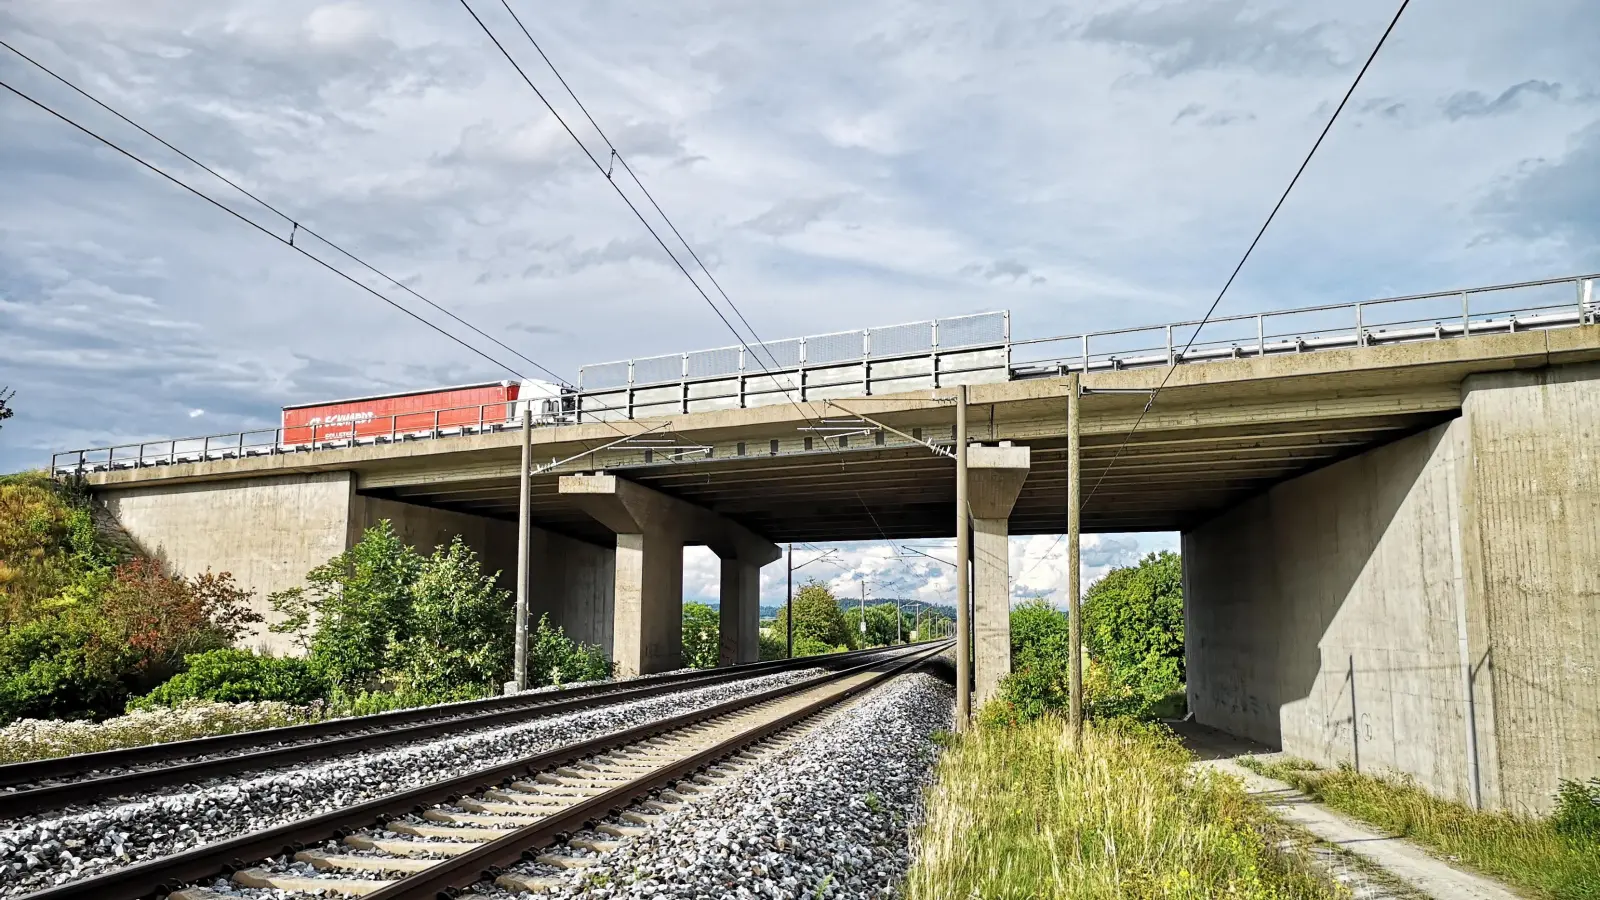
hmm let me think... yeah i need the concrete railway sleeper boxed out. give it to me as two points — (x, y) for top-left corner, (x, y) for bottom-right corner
(0, 645), (919, 820)
(13, 643), (949, 900)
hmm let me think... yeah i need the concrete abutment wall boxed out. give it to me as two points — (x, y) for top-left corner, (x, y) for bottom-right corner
(97, 474), (615, 657)
(1184, 360), (1600, 813)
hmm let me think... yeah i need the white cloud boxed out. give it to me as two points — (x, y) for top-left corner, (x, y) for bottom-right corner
(188, 408), (206, 418)
(1, 0), (1595, 486)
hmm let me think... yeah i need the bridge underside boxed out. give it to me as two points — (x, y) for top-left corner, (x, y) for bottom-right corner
(361, 410), (1448, 542)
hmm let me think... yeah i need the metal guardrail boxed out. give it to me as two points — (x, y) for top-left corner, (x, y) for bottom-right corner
(1009, 273), (1596, 377)
(48, 274), (1597, 477)
(578, 312), (1009, 389)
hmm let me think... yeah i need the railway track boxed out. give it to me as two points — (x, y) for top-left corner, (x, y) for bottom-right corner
(0, 644), (916, 820)
(16, 642), (948, 900)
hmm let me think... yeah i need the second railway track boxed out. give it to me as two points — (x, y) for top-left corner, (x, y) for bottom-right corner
(0, 644), (916, 820)
(15, 642), (948, 900)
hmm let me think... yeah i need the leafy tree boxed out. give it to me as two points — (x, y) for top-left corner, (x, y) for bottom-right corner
(681, 602), (720, 669)
(98, 560), (260, 685)
(270, 521), (422, 690)
(771, 580), (856, 650)
(987, 599), (1073, 725)
(758, 628), (786, 661)
(395, 537), (514, 696)
(844, 602), (907, 647)
(1081, 550), (1184, 712)
(0, 386), (13, 429)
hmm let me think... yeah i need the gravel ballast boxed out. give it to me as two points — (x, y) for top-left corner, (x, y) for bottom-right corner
(505, 670), (953, 900)
(0, 668), (823, 895)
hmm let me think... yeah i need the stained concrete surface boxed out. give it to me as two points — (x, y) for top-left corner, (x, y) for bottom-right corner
(1183, 360), (1600, 813)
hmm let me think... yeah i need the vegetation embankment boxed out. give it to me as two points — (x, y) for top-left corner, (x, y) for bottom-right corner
(906, 550), (1347, 899)
(0, 472), (608, 762)
(1242, 757), (1600, 900)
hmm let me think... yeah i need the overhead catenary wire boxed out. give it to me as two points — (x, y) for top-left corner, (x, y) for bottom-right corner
(0, 76), (542, 384)
(0, 45), (673, 449)
(459, 0), (902, 544)
(0, 37), (574, 388)
(1079, 0), (1413, 510)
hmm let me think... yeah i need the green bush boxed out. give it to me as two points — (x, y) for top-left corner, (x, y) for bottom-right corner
(132, 649), (327, 708)
(393, 538), (513, 696)
(1553, 776), (1600, 842)
(682, 602), (720, 669)
(270, 520), (422, 690)
(793, 633), (844, 658)
(758, 629), (787, 661)
(1081, 550), (1184, 716)
(271, 525), (523, 695)
(0, 614), (131, 722)
(526, 614), (612, 686)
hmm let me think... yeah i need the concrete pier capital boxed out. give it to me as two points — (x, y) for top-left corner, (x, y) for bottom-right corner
(560, 473), (777, 676)
(968, 444), (1031, 518)
(559, 473), (779, 564)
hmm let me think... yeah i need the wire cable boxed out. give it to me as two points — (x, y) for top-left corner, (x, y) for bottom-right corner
(1080, 0), (1412, 511)
(0, 75), (541, 382)
(493, 0), (794, 378)
(460, 0), (899, 544)
(0, 37), (576, 388)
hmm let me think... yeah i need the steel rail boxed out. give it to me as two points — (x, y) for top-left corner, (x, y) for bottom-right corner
(0, 643), (924, 818)
(365, 642), (946, 899)
(13, 642), (948, 900)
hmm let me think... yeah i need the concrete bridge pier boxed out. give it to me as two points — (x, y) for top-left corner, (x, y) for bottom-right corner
(968, 443), (1031, 707)
(718, 558), (761, 665)
(560, 473), (779, 676)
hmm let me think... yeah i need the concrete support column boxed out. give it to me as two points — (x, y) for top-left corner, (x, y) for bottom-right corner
(613, 530), (686, 677)
(718, 558), (761, 665)
(968, 443), (1031, 708)
(561, 473), (779, 678)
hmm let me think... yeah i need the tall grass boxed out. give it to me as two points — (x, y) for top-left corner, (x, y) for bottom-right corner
(1243, 758), (1600, 900)
(904, 717), (1344, 900)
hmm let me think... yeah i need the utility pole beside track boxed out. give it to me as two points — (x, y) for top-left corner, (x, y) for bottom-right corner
(955, 385), (971, 730)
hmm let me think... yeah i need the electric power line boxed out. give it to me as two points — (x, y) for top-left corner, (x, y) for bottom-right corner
(1080, 0), (1413, 509)
(1, 37), (575, 389)
(460, 0), (901, 543)
(0, 75), (540, 383)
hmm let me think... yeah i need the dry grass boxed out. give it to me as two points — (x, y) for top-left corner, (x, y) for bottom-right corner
(1242, 757), (1600, 900)
(904, 716), (1346, 900)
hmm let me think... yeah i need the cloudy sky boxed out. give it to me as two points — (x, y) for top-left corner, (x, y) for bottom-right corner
(2, 0), (1595, 606)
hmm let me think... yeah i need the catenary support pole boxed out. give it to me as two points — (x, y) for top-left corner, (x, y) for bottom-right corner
(785, 543), (794, 659)
(513, 406), (532, 691)
(1067, 375), (1083, 738)
(955, 384), (972, 730)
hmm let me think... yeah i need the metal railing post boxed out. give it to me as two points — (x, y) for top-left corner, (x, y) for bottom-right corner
(1355, 302), (1364, 347)
(1579, 277), (1591, 326)
(1462, 292), (1471, 338)
(1080, 334), (1089, 373)
(433, 409), (439, 436)
(1166, 324), (1174, 366)
(1257, 314), (1266, 357)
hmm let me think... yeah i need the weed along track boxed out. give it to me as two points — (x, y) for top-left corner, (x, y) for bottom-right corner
(13, 644), (947, 900)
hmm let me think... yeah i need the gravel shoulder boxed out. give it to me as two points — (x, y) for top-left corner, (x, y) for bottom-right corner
(494, 670), (954, 900)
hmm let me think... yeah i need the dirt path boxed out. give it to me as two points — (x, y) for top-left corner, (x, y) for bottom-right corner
(1174, 721), (1524, 900)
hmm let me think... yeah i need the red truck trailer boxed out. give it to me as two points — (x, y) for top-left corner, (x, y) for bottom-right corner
(281, 379), (568, 447)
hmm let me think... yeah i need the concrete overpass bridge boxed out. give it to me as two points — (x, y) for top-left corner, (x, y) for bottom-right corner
(58, 272), (1600, 815)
